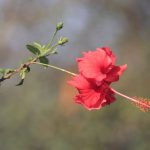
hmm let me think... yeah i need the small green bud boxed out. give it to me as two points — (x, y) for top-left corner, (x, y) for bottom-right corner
(58, 37), (69, 45)
(56, 22), (63, 31)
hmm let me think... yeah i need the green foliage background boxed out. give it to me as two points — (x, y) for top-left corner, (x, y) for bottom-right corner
(0, 0), (150, 150)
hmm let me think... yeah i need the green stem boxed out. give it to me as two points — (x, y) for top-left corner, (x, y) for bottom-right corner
(46, 30), (57, 49)
(33, 62), (76, 76)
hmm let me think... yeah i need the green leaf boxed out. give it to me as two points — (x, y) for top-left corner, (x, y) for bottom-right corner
(5, 69), (14, 74)
(16, 79), (24, 86)
(33, 42), (42, 49)
(33, 42), (58, 56)
(33, 43), (49, 56)
(0, 69), (5, 76)
(16, 67), (30, 86)
(26, 66), (30, 72)
(20, 69), (26, 79)
(21, 67), (30, 79)
(0, 68), (14, 76)
(26, 44), (40, 55)
(39, 56), (49, 65)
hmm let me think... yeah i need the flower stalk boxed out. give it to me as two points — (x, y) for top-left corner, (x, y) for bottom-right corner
(33, 62), (76, 76)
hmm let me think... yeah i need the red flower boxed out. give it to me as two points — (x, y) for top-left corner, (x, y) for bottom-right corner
(68, 47), (127, 110)
(77, 47), (127, 85)
(68, 75), (115, 110)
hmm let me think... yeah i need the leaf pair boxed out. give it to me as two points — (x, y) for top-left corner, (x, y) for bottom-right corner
(26, 42), (52, 66)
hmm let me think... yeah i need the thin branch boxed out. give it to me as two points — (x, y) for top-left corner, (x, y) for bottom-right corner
(0, 57), (37, 83)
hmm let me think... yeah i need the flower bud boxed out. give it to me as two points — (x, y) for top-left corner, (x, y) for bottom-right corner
(58, 37), (69, 45)
(56, 22), (63, 31)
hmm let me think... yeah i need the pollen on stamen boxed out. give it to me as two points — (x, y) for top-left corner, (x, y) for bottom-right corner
(132, 96), (150, 112)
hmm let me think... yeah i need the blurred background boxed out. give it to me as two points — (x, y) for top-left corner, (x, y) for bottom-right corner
(0, 0), (150, 150)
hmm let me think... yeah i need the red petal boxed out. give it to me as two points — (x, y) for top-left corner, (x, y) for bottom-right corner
(77, 50), (106, 78)
(68, 75), (90, 89)
(77, 49), (114, 82)
(106, 64), (127, 82)
(75, 89), (103, 110)
(101, 47), (116, 65)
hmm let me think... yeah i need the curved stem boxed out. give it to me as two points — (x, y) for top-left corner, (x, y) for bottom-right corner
(33, 62), (77, 76)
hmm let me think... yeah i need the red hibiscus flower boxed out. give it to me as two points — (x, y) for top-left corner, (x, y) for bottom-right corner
(77, 47), (127, 85)
(68, 74), (115, 110)
(68, 47), (127, 110)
